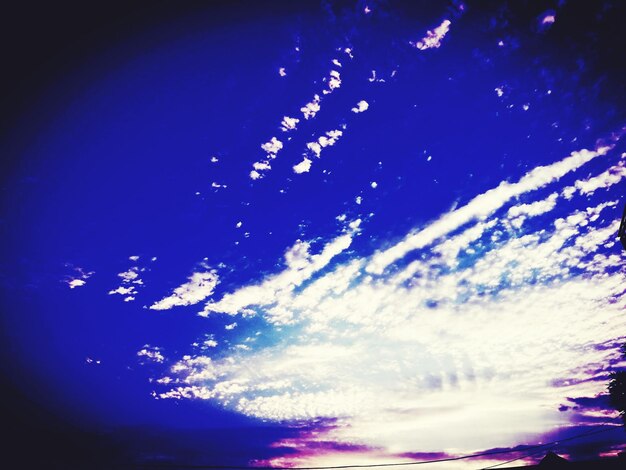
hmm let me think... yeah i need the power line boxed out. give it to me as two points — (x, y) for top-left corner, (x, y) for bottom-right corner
(132, 425), (619, 470)
(477, 425), (620, 469)
(479, 445), (557, 469)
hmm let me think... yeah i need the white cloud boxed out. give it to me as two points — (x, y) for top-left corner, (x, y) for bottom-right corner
(284, 239), (313, 269)
(152, 140), (626, 464)
(432, 218), (498, 265)
(368, 70), (385, 83)
(159, 385), (216, 400)
(573, 160), (626, 195)
(251, 66), (350, 180)
(159, 267), (626, 452)
(306, 141), (322, 157)
(507, 192), (558, 218)
(65, 265), (94, 289)
(252, 161), (270, 171)
(260, 137), (283, 155)
(366, 144), (612, 275)
(150, 271), (219, 311)
(351, 100), (369, 113)
(109, 286), (136, 296)
(293, 157), (312, 174)
(411, 19), (452, 50)
(118, 269), (139, 282)
(138, 345), (165, 363)
(251, 137), (285, 179)
(295, 129), (346, 173)
(328, 70), (342, 91)
(109, 264), (145, 301)
(301, 94), (321, 120)
(538, 10), (556, 29)
(280, 116), (300, 132)
(304, 129), (344, 160)
(200, 223), (361, 320)
(68, 279), (86, 289)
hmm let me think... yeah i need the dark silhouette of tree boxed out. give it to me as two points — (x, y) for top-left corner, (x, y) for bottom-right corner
(608, 344), (626, 426)
(611, 209), (626, 424)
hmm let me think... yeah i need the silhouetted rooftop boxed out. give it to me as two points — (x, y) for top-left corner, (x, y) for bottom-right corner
(506, 451), (626, 469)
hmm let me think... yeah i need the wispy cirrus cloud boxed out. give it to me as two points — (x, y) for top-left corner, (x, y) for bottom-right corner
(150, 271), (219, 311)
(200, 219), (361, 323)
(149, 137), (626, 464)
(365, 144), (613, 275)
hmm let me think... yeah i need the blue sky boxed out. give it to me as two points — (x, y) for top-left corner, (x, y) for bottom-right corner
(1, 1), (625, 468)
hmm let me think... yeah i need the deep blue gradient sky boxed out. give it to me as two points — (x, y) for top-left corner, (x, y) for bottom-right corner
(1, 1), (626, 468)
